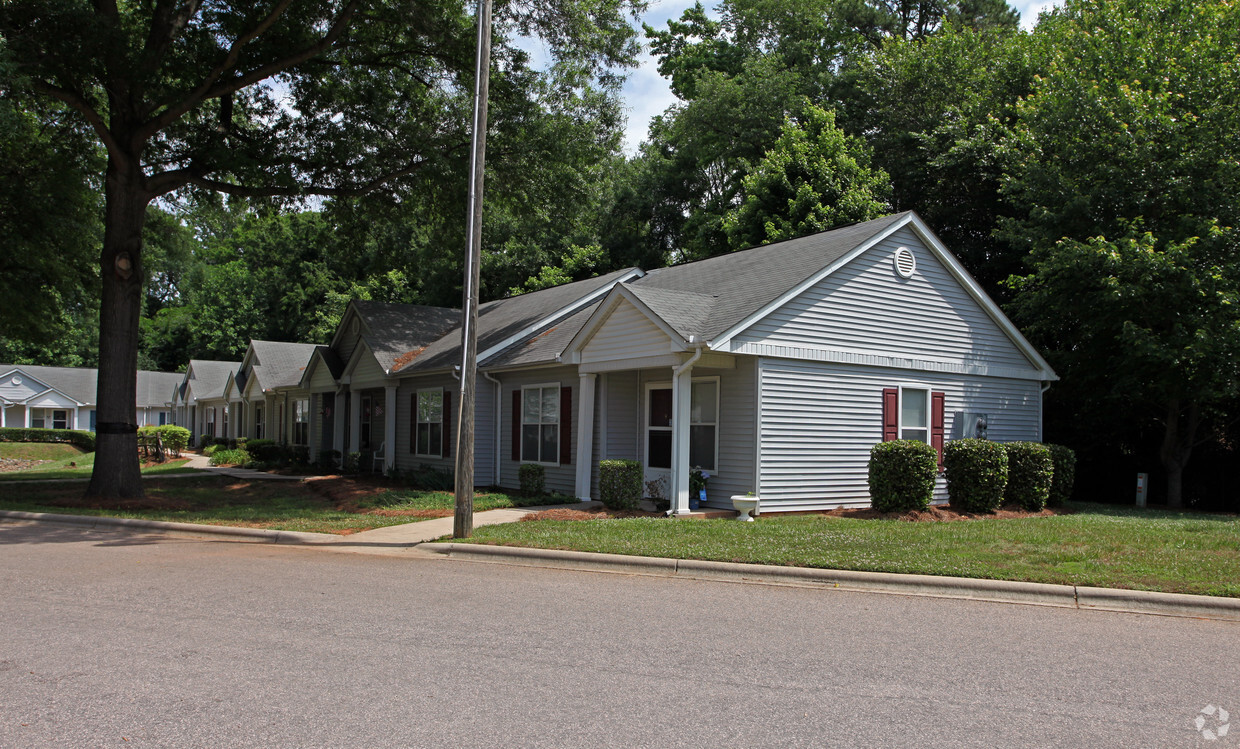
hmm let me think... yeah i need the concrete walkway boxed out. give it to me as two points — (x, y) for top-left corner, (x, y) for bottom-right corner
(181, 454), (306, 480)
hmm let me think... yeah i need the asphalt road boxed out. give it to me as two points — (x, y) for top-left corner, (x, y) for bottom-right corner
(1, 521), (1237, 748)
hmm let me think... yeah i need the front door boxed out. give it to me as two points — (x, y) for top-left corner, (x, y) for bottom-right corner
(644, 384), (673, 499)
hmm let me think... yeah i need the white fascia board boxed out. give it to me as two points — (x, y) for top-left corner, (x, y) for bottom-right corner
(709, 218), (906, 349)
(901, 214), (1058, 380)
(0, 368), (50, 393)
(296, 349), (327, 390)
(477, 269), (645, 366)
(559, 281), (687, 363)
(20, 386), (87, 407)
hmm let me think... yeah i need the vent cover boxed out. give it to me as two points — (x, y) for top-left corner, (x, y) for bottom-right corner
(893, 247), (916, 278)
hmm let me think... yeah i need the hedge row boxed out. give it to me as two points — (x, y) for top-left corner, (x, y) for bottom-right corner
(599, 459), (642, 510)
(0, 427), (96, 452)
(869, 439), (1076, 514)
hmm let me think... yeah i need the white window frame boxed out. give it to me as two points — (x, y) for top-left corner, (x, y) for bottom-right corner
(899, 386), (930, 444)
(520, 382), (561, 466)
(254, 403), (264, 440)
(292, 399), (310, 446)
(52, 409), (69, 430)
(31, 408), (46, 429)
(689, 376), (720, 473)
(414, 387), (444, 458)
(206, 407), (216, 437)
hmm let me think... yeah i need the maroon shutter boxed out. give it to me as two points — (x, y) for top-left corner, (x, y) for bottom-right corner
(511, 390), (521, 461)
(414, 394), (424, 453)
(442, 391), (451, 459)
(559, 386), (572, 465)
(931, 391), (945, 468)
(882, 388), (899, 442)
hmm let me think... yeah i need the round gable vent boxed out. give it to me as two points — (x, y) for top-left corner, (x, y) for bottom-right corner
(893, 246), (916, 279)
(10, 376), (21, 386)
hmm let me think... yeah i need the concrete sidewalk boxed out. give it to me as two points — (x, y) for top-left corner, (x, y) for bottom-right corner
(181, 454), (306, 480)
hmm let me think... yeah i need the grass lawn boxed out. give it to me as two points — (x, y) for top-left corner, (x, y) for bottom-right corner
(462, 502), (1240, 598)
(0, 476), (535, 534)
(0, 452), (197, 481)
(0, 442), (85, 461)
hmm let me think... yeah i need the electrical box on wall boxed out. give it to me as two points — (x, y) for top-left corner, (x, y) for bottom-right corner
(951, 411), (990, 440)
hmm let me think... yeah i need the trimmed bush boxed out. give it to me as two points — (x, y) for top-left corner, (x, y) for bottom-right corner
(198, 434), (211, 448)
(1046, 444), (1077, 507)
(867, 440), (939, 513)
(202, 444), (219, 457)
(1003, 441), (1054, 511)
(247, 439), (289, 464)
(0, 427), (95, 452)
(943, 439), (1008, 513)
(157, 426), (190, 456)
(316, 449), (340, 471)
(518, 463), (546, 497)
(292, 446), (311, 466)
(599, 459), (641, 510)
(342, 452), (361, 474)
(209, 448), (251, 466)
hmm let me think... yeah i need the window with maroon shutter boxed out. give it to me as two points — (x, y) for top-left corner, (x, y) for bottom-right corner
(414, 388), (444, 457)
(518, 384), (562, 463)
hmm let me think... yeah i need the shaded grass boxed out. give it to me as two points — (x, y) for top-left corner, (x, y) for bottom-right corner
(0, 477), (534, 534)
(0, 443), (85, 461)
(464, 502), (1240, 598)
(0, 454), (196, 481)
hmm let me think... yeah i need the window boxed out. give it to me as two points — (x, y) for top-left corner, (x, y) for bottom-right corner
(206, 407), (216, 437)
(900, 388), (929, 443)
(31, 409), (45, 429)
(521, 385), (560, 464)
(158, 411), (167, 426)
(293, 399), (310, 446)
(254, 404), (264, 439)
(52, 410), (69, 430)
(689, 380), (718, 471)
(415, 389), (444, 457)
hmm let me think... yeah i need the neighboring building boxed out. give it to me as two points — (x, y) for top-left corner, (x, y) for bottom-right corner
(0, 364), (183, 432)
(229, 340), (320, 445)
(282, 212), (1056, 513)
(174, 359), (242, 443)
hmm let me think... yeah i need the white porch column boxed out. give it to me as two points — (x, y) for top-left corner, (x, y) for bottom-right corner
(1, 404), (6, 428)
(25, 405), (31, 428)
(308, 395), (319, 462)
(574, 373), (597, 501)
(669, 364), (693, 515)
(384, 385), (397, 472)
(333, 392), (346, 458)
(73, 407), (79, 431)
(349, 389), (362, 456)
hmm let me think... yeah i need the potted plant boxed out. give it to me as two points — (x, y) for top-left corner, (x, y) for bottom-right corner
(689, 467), (710, 511)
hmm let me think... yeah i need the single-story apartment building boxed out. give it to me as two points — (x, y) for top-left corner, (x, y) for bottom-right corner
(271, 212), (1055, 514)
(0, 364), (183, 432)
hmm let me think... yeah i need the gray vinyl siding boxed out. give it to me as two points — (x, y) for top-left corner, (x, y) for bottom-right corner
(580, 299), (673, 364)
(393, 375), (496, 484)
(757, 358), (1042, 510)
(0, 376), (47, 402)
(733, 227), (1039, 376)
(498, 366), (579, 496)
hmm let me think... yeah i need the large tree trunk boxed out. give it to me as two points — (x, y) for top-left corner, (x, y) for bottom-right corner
(1159, 398), (1200, 509)
(86, 158), (148, 499)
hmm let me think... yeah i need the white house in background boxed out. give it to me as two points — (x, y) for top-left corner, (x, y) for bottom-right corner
(0, 364), (183, 432)
(174, 359), (241, 443)
(282, 212), (1056, 513)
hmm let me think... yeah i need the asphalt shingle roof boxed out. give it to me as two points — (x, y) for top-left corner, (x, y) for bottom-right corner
(0, 364), (186, 407)
(186, 360), (242, 401)
(246, 341), (321, 392)
(351, 301), (461, 373)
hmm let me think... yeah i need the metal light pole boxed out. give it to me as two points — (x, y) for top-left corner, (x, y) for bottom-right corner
(453, 0), (492, 539)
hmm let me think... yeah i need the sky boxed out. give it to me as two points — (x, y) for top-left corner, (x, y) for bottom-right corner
(615, 0), (1062, 154)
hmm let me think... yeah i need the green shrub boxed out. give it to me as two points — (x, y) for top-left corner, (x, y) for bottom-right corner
(518, 463), (546, 496)
(209, 448), (252, 466)
(1003, 441), (1054, 511)
(599, 459), (641, 510)
(292, 446), (311, 466)
(943, 439), (1009, 513)
(0, 427), (95, 451)
(198, 434), (211, 448)
(202, 444), (219, 457)
(157, 426), (191, 456)
(395, 463), (455, 491)
(1046, 444), (1077, 507)
(247, 439), (288, 464)
(342, 452), (361, 474)
(867, 440), (939, 513)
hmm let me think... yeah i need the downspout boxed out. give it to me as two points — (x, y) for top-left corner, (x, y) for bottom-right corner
(483, 370), (502, 486)
(674, 338), (705, 378)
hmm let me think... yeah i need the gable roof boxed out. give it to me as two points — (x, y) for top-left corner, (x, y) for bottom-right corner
(393, 267), (642, 374)
(0, 364), (187, 407)
(184, 359), (242, 401)
(348, 301), (461, 374)
(242, 340), (320, 393)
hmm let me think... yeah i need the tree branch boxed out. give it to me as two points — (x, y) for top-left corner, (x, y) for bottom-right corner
(30, 80), (124, 161)
(137, 0), (364, 141)
(145, 155), (442, 199)
(140, 0), (204, 81)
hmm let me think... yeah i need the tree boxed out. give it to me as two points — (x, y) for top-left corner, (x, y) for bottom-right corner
(0, 0), (642, 498)
(723, 104), (891, 248)
(1002, 0), (1240, 506)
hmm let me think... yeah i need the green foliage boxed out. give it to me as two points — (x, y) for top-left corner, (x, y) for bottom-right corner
(395, 464), (456, 492)
(316, 449), (341, 472)
(342, 452), (362, 475)
(0, 428), (95, 452)
(867, 440), (939, 513)
(1002, 442), (1054, 511)
(202, 444), (219, 458)
(137, 425), (191, 457)
(689, 467), (710, 494)
(724, 104), (891, 249)
(599, 459), (642, 510)
(209, 448), (252, 467)
(246, 439), (289, 465)
(1046, 444), (1077, 507)
(943, 439), (1008, 513)
(518, 463), (547, 497)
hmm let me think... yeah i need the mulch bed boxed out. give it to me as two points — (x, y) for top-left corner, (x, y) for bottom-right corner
(521, 503), (1073, 522)
(0, 458), (53, 473)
